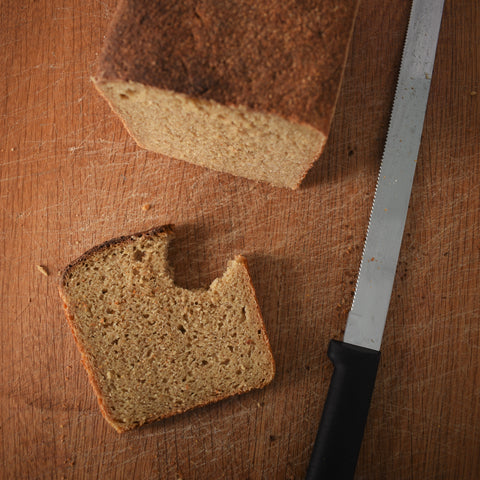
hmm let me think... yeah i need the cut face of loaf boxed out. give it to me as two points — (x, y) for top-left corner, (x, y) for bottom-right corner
(94, 83), (326, 189)
(94, 0), (360, 189)
(59, 226), (275, 432)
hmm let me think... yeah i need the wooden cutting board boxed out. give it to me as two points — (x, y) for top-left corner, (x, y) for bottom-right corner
(1, 0), (479, 478)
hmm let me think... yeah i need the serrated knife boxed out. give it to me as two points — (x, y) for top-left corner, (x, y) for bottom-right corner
(306, 0), (445, 478)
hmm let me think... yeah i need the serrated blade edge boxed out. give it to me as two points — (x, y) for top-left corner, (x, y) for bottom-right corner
(343, 0), (445, 350)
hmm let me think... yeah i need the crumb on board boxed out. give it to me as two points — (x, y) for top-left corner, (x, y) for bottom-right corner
(36, 265), (49, 276)
(142, 203), (151, 211)
(470, 91), (477, 96)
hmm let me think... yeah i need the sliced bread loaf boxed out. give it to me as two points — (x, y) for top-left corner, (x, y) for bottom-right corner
(59, 225), (275, 432)
(93, 0), (359, 189)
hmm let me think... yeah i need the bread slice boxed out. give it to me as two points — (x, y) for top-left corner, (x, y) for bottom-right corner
(59, 225), (275, 432)
(93, 0), (360, 189)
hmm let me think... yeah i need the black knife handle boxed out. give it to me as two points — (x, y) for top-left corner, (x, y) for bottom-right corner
(305, 340), (381, 480)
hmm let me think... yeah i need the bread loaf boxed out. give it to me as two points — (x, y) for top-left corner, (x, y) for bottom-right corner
(94, 0), (359, 188)
(59, 225), (275, 432)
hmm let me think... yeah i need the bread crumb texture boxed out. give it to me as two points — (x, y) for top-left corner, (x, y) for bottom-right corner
(94, 0), (359, 188)
(59, 226), (275, 432)
(95, 82), (325, 189)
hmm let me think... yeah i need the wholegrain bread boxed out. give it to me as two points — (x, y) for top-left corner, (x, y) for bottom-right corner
(59, 225), (275, 432)
(93, 0), (360, 189)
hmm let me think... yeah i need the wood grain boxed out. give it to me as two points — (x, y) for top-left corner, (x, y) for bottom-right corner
(1, 0), (479, 478)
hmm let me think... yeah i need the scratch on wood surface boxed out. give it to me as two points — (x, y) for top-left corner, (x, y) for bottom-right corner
(0, 38), (21, 49)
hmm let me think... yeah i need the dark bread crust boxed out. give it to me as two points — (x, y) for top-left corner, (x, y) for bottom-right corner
(58, 225), (275, 432)
(95, 0), (360, 134)
(60, 224), (174, 289)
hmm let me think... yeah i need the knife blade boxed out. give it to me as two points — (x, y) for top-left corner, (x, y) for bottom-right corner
(306, 0), (445, 478)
